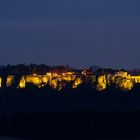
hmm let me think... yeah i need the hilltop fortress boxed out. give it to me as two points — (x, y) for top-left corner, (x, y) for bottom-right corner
(0, 69), (140, 91)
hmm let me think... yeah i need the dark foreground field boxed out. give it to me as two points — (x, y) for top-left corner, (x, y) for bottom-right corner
(0, 87), (140, 139)
(0, 111), (140, 140)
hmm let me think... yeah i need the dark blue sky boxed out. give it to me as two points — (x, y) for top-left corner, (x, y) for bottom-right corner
(0, 0), (140, 69)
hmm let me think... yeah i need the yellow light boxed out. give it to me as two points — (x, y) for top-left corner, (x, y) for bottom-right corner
(6, 75), (14, 87)
(73, 78), (82, 88)
(117, 78), (134, 91)
(19, 76), (26, 88)
(96, 75), (107, 91)
(0, 77), (2, 88)
(62, 73), (66, 76)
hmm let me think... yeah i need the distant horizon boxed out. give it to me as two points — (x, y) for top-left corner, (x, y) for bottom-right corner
(0, 63), (139, 70)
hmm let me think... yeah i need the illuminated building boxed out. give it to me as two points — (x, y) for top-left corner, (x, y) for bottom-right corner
(115, 71), (128, 78)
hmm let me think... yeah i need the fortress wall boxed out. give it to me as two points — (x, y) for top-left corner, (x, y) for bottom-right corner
(0, 73), (140, 91)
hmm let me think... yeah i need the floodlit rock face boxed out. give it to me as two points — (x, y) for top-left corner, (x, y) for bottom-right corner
(18, 74), (77, 89)
(51, 79), (58, 89)
(26, 76), (42, 85)
(6, 75), (14, 87)
(117, 78), (134, 91)
(73, 78), (83, 89)
(19, 76), (26, 88)
(96, 75), (107, 91)
(25, 75), (49, 87)
(18, 75), (50, 88)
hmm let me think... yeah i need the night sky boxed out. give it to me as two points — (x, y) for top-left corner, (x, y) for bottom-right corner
(0, 0), (140, 69)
